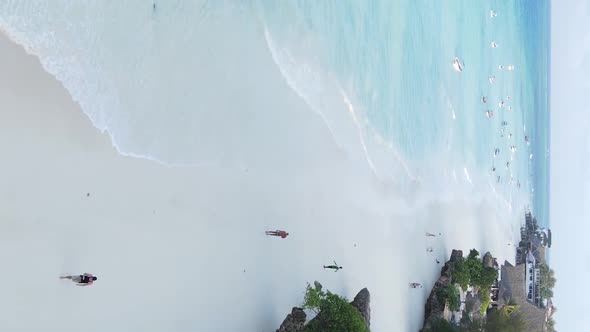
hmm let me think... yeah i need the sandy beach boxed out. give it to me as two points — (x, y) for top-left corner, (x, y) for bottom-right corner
(0, 30), (518, 332)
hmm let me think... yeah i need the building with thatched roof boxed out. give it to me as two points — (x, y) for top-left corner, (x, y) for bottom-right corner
(499, 262), (548, 331)
(501, 211), (552, 330)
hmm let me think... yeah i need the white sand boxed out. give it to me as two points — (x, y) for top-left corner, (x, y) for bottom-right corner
(0, 33), (516, 332)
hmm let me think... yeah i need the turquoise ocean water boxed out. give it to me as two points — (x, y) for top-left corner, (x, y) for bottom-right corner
(0, 0), (549, 225)
(0, 0), (550, 223)
(255, 0), (550, 226)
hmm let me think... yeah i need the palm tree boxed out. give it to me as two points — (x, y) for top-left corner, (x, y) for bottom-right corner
(500, 303), (519, 316)
(485, 307), (525, 332)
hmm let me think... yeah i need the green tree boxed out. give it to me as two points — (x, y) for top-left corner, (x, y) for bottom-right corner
(542, 288), (554, 299)
(479, 267), (498, 287)
(458, 317), (485, 332)
(423, 318), (458, 332)
(539, 264), (556, 299)
(485, 308), (526, 332)
(451, 257), (469, 290)
(546, 317), (556, 332)
(479, 287), (490, 314)
(455, 249), (498, 289)
(465, 250), (482, 286)
(303, 282), (323, 314)
(302, 282), (369, 332)
(436, 284), (460, 311)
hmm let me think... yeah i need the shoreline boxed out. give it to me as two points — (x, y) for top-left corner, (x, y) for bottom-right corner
(1, 30), (522, 332)
(0, 32), (409, 331)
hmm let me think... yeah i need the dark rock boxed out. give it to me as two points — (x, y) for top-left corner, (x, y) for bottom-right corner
(449, 249), (463, 262)
(351, 288), (371, 329)
(423, 275), (451, 320)
(313, 281), (323, 292)
(276, 307), (306, 332)
(483, 252), (494, 269)
(422, 250), (464, 330)
(441, 249), (463, 279)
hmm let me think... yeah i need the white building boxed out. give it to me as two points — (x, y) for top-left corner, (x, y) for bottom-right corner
(525, 251), (541, 306)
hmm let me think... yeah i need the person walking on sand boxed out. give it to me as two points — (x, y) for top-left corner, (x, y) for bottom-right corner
(323, 261), (342, 272)
(60, 273), (97, 287)
(265, 230), (289, 238)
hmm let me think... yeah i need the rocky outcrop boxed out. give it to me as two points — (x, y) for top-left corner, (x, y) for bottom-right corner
(350, 288), (371, 329)
(421, 250), (463, 331)
(483, 252), (494, 269)
(277, 286), (371, 332)
(276, 307), (306, 332)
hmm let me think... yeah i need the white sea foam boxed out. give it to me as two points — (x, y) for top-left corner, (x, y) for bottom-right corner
(263, 27), (339, 146)
(264, 25), (417, 183)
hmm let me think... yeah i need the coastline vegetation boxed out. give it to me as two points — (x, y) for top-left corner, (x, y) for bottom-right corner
(539, 263), (556, 300)
(451, 249), (497, 292)
(448, 249), (498, 314)
(302, 282), (369, 332)
(424, 305), (526, 332)
(425, 243), (553, 331)
(436, 284), (460, 311)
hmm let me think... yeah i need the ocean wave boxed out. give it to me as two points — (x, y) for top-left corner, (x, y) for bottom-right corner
(263, 27), (339, 146)
(263, 25), (417, 183)
(0, 1), (293, 167)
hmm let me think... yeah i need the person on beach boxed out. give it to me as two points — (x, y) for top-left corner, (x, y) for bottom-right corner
(323, 261), (342, 272)
(265, 230), (289, 238)
(60, 273), (97, 286)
